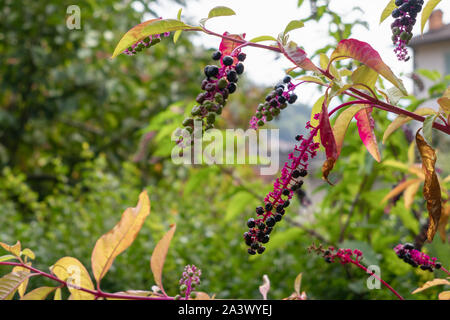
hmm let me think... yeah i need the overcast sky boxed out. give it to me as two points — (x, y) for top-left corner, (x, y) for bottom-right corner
(140, 0), (450, 103)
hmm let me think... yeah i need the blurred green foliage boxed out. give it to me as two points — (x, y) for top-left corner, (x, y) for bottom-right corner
(0, 0), (449, 300)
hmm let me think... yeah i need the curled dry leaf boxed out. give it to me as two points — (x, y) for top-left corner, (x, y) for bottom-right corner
(320, 102), (338, 185)
(416, 131), (442, 242)
(439, 291), (450, 300)
(438, 203), (449, 242)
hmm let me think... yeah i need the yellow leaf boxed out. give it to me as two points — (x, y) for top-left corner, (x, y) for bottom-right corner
(421, 0), (443, 33)
(0, 271), (31, 300)
(54, 288), (62, 300)
(351, 65), (378, 89)
(51, 257), (95, 300)
(404, 180), (422, 209)
(416, 131), (442, 242)
(412, 278), (450, 294)
(383, 108), (437, 144)
(106, 290), (157, 300)
(439, 291), (450, 300)
(21, 286), (57, 300)
(382, 179), (422, 203)
(294, 273), (302, 296)
(320, 54), (340, 80)
(0, 241), (21, 257)
(21, 248), (35, 260)
(150, 224), (176, 295)
(91, 191), (150, 284)
(407, 141), (415, 165)
(12, 264), (31, 298)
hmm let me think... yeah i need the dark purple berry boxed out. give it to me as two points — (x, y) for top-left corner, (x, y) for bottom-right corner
(212, 51), (222, 60)
(235, 62), (244, 74)
(257, 246), (266, 254)
(227, 82), (237, 94)
(266, 217), (276, 227)
(237, 52), (246, 61)
(247, 218), (256, 228)
(223, 55), (234, 66)
(283, 75), (291, 83)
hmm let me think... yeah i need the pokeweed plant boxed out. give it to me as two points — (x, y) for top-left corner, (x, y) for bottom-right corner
(1, 3), (449, 300)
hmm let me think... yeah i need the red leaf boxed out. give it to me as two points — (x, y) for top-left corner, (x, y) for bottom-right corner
(278, 41), (319, 72)
(219, 32), (245, 65)
(319, 102), (338, 184)
(330, 39), (407, 95)
(354, 107), (381, 162)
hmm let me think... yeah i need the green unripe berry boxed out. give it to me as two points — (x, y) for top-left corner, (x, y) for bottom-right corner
(180, 284), (187, 292)
(400, 32), (409, 41)
(257, 104), (264, 111)
(257, 120), (264, 126)
(174, 295), (181, 300)
(214, 93), (224, 104)
(217, 78), (228, 89)
(182, 118), (194, 127)
(190, 292), (197, 299)
(215, 106), (223, 115)
(206, 112), (216, 124)
(255, 112), (263, 119)
(191, 106), (202, 116)
(266, 114), (273, 122)
(279, 103), (287, 109)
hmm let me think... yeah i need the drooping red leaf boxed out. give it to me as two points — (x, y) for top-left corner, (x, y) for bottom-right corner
(219, 32), (246, 65)
(319, 102), (338, 185)
(354, 107), (381, 162)
(330, 39), (407, 95)
(278, 41), (319, 72)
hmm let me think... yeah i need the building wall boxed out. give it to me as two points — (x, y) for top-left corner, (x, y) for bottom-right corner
(413, 41), (450, 103)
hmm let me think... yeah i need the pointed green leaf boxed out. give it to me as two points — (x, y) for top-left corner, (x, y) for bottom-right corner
(173, 8), (183, 44)
(380, 0), (397, 24)
(421, 0), (442, 33)
(0, 255), (16, 262)
(112, 19), (199, 58)
(21, 248), (35, 260)
(351, 65), (378, 89)
(283, 20), (304, 36)
(249, 35), (277, 43)
(423, 115), (437, 144)
(207, 6), (236, 19)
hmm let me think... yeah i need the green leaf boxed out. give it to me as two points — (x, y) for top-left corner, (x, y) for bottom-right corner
(0, 271), (31, 300)
(112, 19), (199, 58)
(283, 20), (304, 36)
(21, 286), (57, 300)
(0, 255), (16, 262)
(351, 65), (378, 89)
(297, 0), (305, 8)
(224, 191), (256, 222)
(310, 96), (326, 145)
(423, 115), (437, 144)
(249, 35), (277, 43)
(421, 0), (442, 33)
(386, 86), (405, 105)
(207, 6), (236, 19)
(380, 0), (397, 24)
(173, 8), (183, 44)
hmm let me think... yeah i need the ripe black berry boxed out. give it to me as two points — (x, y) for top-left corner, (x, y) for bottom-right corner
(265, 203), (273, 212)
(274, 214), (282, 222)
(283, 75), (291, 83)
(223, 55), (234, 66)
(247, 218), (256, 228)
(435, 263), (442, 269)
(251, 242), (260, 250)
(248, 248), (256, 255)
(278, 96), (286, 104)
(235, 62), (244, 75)
(258, 222), (266, 230)
(295, 135), (302, 141)
(299, 169), (308, 177)
(292, 170), (301, 178)
(257, 246), (266, 254)
(404, 243), (414, 250)
(266, 217), (276, 227)
(227, 70), (238, 83)
(288, 94), (298, 104)
(237, 52), (246, 61)
(256, 206), (265, 215)
(212, 50), (222, 60)
(283, 200), (290, 208)
(282, 189), (290, 196)
(261, 235), (270, 244)
(227, 82), (237, 94)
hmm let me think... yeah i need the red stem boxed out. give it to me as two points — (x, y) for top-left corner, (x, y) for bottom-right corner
(0, 261), (175, 300)
(350, 259), (405, 300)
(440, 267), (450, 276)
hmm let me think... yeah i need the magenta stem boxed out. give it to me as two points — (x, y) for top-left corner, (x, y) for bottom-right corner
(0, 261), (175, 300)
(349, 259), (405, 300)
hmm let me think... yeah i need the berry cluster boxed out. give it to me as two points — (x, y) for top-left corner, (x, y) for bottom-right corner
(123, 32), (171, 56)
(174, 265), (201, 300)
(391, 0), (424, 61)
(249, 76), (298, 130)
(244, 121), (320, 254)
(394, 243), (442, 271)
(309, 244), (364, 265)
(182, 49), (246, 134)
